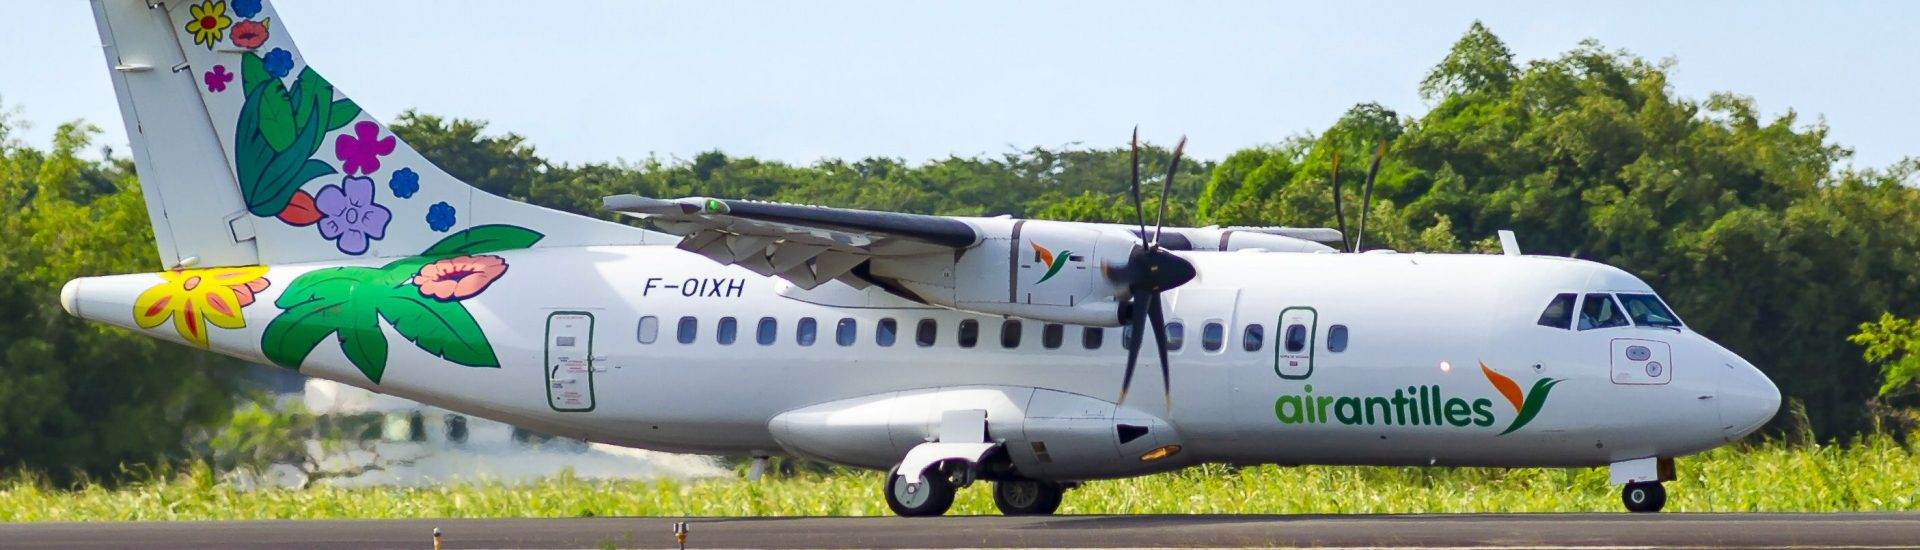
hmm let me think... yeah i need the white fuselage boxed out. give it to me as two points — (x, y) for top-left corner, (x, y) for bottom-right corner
(64, 245), (1779, 478)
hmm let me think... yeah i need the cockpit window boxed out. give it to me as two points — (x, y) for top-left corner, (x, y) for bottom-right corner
(1578, 293), (1629, 330)
(1537, 293), (1576, 329)
(1617, 293), (1683, 328)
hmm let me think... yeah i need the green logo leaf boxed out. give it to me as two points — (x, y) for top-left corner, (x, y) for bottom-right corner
(420, 224), (547, 257)
(1499, 378), (1563, 435)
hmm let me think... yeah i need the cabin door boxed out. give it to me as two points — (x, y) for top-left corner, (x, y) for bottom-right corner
(545, 311), (596, 412)
(1169, 287), (1240, 440)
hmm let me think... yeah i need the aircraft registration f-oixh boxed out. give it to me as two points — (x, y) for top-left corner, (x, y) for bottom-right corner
(70, 0), (1777, 516)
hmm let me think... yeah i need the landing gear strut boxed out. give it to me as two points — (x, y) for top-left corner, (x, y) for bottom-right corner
(884, 465), (955, 517)
(1622, 481), (1666, 513)
(992, 479), (1064, 515)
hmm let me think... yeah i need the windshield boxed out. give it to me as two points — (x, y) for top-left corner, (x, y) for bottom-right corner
(1616, 293), (1683, 328)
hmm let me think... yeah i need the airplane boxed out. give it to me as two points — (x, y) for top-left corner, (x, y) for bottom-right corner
(68, 0), (1778, 516)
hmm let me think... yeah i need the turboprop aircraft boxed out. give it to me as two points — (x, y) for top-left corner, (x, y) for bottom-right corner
(70, 0), (1778, 516)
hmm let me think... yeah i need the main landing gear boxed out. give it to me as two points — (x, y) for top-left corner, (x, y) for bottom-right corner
(884, 462), (1070, 517)
(991, 479), (1065, 515)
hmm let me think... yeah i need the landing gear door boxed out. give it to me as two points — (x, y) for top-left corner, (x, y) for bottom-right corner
(1274, 307), (1317, 380)
(546, 312), (596, 411)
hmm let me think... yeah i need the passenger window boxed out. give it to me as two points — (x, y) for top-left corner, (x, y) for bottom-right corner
(1083, 326), (1104, 349)
(1579, 293), (1629, 330)
(637, 315), (658, 344)
(1537, 293), (1576, 329)
(1201, 322), (1225, 352)
(1617, 293), (1683, 328)
(757, 317), (778, 346)
(1242, 324), (1264, 351)
(916, 319), (938, 347)
(877, 318), (898, 347)
(836, 318), (857, 346)
(796, 317), (818, 347)
(1285, 324), (1307, 352)
(1327, 324), (1349, 352)
(1000, 320), (1023, 349)
(1042, 324), (1064, 349)
(677, 316), (698, 344)
(717, 317), (738, 345)
(958, 319), (980, 348)
(1167, 322), (1185, 351)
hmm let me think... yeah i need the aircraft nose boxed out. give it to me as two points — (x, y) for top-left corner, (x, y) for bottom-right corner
(1718, 356), (1780, 441)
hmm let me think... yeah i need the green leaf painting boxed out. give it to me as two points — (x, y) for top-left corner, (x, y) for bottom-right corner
(259, 226), (544, 384)
(235, 52), (360, 217)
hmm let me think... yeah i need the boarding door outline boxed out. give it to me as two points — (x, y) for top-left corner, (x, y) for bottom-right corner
(1168, 287), (1240, 439)
(545, 311), (597, 412)
(1274, 307), (1317, 379)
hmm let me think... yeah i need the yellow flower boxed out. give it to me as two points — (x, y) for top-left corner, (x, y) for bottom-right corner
(184, 1), (233, 49)
(133, 266), (270, 348)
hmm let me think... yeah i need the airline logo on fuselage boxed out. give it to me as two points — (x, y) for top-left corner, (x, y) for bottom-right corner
(1030, 241), (1073, 284)
(1273, 362), (1560, 435)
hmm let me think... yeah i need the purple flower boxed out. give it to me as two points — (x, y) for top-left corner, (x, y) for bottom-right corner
(315, 176), (392, 255)
(334, 121), (396, 176)
(203, 65), (233, 92)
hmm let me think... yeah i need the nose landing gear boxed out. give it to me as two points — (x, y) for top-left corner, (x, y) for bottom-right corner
(1622, 481), (1666, 513)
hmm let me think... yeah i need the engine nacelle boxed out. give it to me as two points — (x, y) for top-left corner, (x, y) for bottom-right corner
(768, 386), (1188, 481)
(868, 219), (1137, 326)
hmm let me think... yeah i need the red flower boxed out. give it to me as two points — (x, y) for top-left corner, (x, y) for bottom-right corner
(231, 19), (268, 49)
(412, 255), (509, 301)
(276, 189), (321, 226)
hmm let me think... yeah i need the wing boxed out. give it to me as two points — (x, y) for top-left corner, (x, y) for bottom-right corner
(604, 195), (981, 289)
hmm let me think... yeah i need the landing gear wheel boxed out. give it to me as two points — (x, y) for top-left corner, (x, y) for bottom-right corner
(1622, 481), (1666, 513)
(992, 479), (1064, 515)
(885, 465), (956, 517)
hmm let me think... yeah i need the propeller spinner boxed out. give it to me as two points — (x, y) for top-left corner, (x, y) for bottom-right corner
(1109, 131), (1197, 408)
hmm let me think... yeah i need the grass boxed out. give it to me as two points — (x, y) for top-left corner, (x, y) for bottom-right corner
(4, 436), (1918, 521)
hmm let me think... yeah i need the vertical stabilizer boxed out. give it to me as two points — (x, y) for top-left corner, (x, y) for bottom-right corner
(91, 0), (661, 268)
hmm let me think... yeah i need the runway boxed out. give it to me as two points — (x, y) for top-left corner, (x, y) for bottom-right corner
(5, 513), (1919, 549)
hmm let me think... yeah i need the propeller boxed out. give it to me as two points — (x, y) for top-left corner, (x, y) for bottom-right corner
(1330, 151), (1349, 252)
(1353, 142), (1387, 253)
(1111, 133), (1198, 409)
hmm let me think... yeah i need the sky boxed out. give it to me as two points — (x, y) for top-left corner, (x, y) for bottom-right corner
(4, 1), (1915, 170)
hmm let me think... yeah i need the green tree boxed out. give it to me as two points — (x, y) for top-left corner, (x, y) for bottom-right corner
(0, 117), (242, 481)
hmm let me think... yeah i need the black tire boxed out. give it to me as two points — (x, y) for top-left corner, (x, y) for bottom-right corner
(992, 479), (1064, 516)
(884, 465), (956, 517)
(1622, 481), (1666, 513)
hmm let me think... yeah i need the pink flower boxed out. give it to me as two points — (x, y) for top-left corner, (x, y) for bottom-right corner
(204, 65), (233, 92)
(334, 121), (396, 176)
(231, 19), (268, 49)
(412, 255), (509, 302)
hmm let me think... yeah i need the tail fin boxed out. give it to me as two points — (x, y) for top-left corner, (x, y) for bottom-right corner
(90, 0), (660, 268)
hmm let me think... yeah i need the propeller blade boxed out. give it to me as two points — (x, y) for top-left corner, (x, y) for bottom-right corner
(1152, 137), (1187, 248)
(1130, 127), (1147, 240)
(1330, 150), (1349, 252)
(1355, 142), (1386, 252)
(1117, 291), (1151, 405)
(1146, 292), (1172, 410)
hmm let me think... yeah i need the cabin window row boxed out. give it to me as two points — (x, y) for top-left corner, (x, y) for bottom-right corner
(634, 316), (1353, 353)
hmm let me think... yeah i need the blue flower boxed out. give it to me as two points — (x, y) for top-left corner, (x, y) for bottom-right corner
(388, 168), (420, 199)
(427, 202), (457, 232)
(263, 48), (294, 78)
(234, 0), (263, 18)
